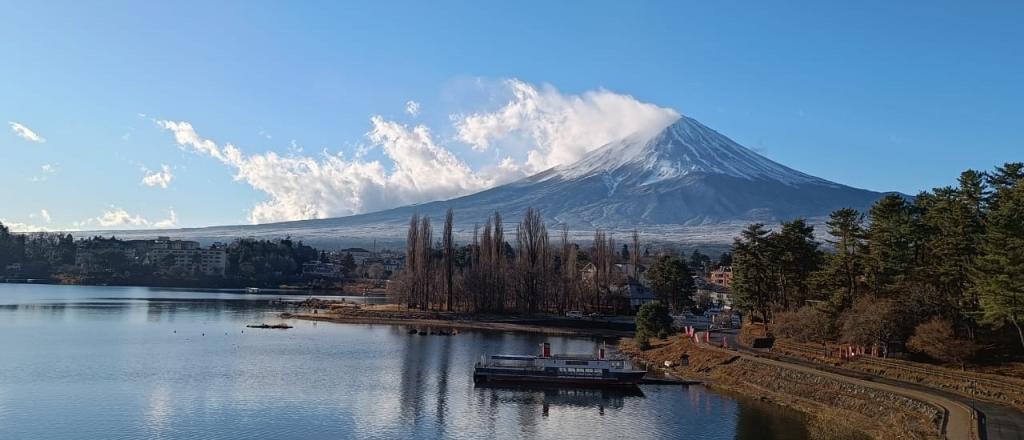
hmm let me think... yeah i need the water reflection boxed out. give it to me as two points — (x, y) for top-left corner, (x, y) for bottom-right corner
(0, 284), (810, 440)
(476, 383), (645, 415)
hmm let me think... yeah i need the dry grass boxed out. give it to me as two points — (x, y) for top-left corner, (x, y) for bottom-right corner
(621, 336), (942, 440)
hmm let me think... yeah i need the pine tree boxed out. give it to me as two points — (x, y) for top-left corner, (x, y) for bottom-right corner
(731, 223), (774, 322)
(816, 208), (866, 308)
(974, 177), (1024, 348)
(772, 219), (822, 308)
(864, 194), (916, 294)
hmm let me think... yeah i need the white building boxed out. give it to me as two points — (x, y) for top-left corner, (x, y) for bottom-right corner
(148, 240), (226, 276)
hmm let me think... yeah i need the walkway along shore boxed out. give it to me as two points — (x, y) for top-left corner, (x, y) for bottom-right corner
(623, 333), (981, 440)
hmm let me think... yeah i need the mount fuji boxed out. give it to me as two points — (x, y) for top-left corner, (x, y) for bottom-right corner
(87, 116), (887, 247)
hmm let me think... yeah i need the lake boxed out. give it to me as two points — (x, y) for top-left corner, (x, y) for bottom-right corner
(0, 284), (809, 439)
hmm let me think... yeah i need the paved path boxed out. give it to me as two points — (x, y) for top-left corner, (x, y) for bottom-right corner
(676, 317), (983, 439)
(707, 343), (978, 439)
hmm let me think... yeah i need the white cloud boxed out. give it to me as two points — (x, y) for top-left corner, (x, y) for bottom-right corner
(153, 210), (178, 228)
(158, 117), (509, 224)
(29, 209), (52, 223)
(142, 165), (174, 189)
(88, 207), (177, 229)
(96, 208), (150, 227)
(405, 100), (421, 117)
(8, 121), (46, 143)
(157, 79), (679, 224)
(30, 163), (58, 182)
(454, 79), (679, 173)
(0, 219), (54, 232)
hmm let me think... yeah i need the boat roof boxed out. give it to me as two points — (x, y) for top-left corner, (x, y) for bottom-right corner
(490, 354), (620, 361)
(490, 355), (537, 361)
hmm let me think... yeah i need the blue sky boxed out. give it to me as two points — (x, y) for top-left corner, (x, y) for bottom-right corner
(1, 1), (1021, 231)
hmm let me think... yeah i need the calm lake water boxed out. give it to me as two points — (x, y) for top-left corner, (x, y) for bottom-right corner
(0, 284), (809, 440)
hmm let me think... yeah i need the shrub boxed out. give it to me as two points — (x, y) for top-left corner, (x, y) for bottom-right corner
(907, 318), (980, 369)
(773, 305), (834, 344)
(838, 296), (906, 353)
(636, 301), (673, 338)
(637, 332), (652, 351)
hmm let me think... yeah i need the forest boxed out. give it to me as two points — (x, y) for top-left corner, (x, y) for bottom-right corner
(392, 207), (701, 315)
(730, 162), (1024, 364)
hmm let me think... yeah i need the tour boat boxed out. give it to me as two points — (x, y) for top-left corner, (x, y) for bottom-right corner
(473, 343), (647, 386)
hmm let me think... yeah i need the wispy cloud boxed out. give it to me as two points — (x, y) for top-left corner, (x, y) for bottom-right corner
(405, 100), (421, 117)
(29, 209), (52, 223)
(8, 121), (46, 143)
(30, 163), (58, 182)
(141, 165), (174, 189)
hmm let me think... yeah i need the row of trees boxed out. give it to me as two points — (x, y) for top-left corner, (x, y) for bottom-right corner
(731, 162), (1024, 361)
(394, 207), (699, 314)
(0, 228), (323, 287)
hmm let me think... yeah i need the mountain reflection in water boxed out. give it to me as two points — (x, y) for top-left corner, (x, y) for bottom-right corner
(0, 284), (810, 440)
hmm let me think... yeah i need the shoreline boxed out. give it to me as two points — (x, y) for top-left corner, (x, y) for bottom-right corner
(281, 311), (635, 338)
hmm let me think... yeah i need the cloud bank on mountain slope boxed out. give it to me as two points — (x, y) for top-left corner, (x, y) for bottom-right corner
(158, 79), (680, 224)
(455, 79), (679, 173)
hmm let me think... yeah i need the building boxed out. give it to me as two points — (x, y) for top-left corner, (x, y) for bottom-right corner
(708, 266), (733, 289)
(627, 281), (656, 310)
(149, 247), (227, 276)
(147, 238), (226, 276)
(302, 261), (344, 279)
(337, 247), (373, 265)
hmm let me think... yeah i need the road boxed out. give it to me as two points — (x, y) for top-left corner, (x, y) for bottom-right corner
(677, 315), (1024, 440)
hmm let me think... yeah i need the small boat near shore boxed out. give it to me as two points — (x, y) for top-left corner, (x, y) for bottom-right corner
(474, 343), (646, 387)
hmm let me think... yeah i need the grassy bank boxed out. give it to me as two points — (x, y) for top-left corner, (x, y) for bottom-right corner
(620, 336), (943, 440)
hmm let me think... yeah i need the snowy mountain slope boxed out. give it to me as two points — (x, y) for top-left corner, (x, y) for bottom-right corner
(81, 116), (888, 247)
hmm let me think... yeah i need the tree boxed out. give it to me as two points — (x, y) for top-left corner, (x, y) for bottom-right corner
(732, 224), (774, 322)
(716, 252), (732, 268)
(772, 219), (822, 308)
(340, 253), (356, 272)
(839, 295), (905, 355)
(646, 255), (694, 311)
(689, 249), (711, 275)
(974, 179), (1024, 348)
(636, 301), (673, 339)
(864, 194), (917, 294)
(442, 208), (456, 311)
(907, 318), (980, 369)
(773, 305), (834, 345)
(515, 207), (550, 313)
(816, 208), (866, 308)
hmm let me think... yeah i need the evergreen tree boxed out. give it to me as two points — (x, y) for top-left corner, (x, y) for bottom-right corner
(731, 223), (774, 322)
(815, 208), (866, 308)
(646, 255), (694, 311)
(772, 219), (822, 308)
(974, 178), (1024, 348)
(864, 194), (917, 294)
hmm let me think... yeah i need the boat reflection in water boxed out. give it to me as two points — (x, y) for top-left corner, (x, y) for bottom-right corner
(475, 383), (645, 416)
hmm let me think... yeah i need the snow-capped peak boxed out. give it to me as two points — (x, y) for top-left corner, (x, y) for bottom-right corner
(554, 116), (825, 186)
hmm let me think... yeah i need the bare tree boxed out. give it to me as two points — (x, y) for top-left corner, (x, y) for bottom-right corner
(403, 213), (420, 309)
(416, 216), (433, 310)
(515, 208), (549, 313)
(631, 228), (641, 280)
(442, 208), (455, 311)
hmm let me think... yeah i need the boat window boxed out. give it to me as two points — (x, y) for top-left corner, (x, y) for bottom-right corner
(565, 360), (589, 366)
